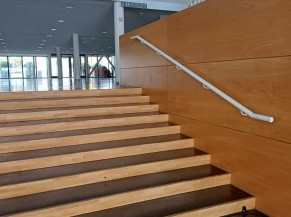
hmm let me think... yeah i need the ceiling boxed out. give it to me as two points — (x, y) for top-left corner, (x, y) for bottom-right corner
(0, 0), (177, 55)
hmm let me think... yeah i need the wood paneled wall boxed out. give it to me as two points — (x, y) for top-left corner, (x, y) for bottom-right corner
(120, 0), (291, 216)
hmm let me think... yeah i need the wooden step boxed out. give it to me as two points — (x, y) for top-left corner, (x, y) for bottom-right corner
(0, 114), (169, 137)
(0, 125), (180, 154)
(0, 96), (150, 111)
(0, 139), (194, 174)
(0, 148), (202, 187)
(0, 134), (186, 162)
(6, 174), (230, 217)
(0, 104), (159, 123)
(0, 155), (210, 200)
(0, 165), (225, 216)
(78, 186), (253, 217)
(167, 198), (255, 217)
(0, 88), (142, 101)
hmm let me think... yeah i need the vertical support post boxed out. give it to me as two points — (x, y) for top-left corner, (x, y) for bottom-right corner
(47, 54), (52, 78)
(56, 47), (62, 79)
(85, 54), (89, 78)
(73, 33), (81, 81)
(114, 1), (124, 85)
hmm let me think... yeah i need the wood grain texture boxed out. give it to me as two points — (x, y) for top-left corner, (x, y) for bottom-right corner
(121, 67), (168, 113)
(0, 104), (159, 123)
(0, 139), (193, 174)
(0, 88), (142, 101)
(170, 114), (291, 217)
(167, 198), (255, 217)
(167, 0), (291, 64)
(0, 155), (210, 200)
(0, 96), (149, 111)
(0, 126), (180, 154)
(0, 114), (169, 137)
(168, 56), (291, 143)
(8, 174), (229, 217)
(120, 18), (168, 68)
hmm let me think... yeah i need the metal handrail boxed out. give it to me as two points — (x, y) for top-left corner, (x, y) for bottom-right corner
(130, 35), (274, 123)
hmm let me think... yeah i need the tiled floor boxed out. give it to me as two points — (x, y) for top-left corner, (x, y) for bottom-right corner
(0, 78), (117, 92)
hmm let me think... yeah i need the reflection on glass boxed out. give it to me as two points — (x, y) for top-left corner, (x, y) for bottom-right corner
(51, 57), (58, 77)
(23, 57), (35, 78)
(88, 55), (97, 77)
(0, 56), (9, 78)
(62, 57), (70, 77)
(9, 57), (23, 78)
(36, 57), (48, 78)
(80, 56), (86, 77)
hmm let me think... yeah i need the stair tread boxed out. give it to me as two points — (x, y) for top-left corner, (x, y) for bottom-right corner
(76, 185), (252, 217)
(0, 103), (149, 114)
(0, 134), (188, 162)
(0, 122), (174, 143)
(0, 165), (225, 216)
(0, 148), (206, 186)
(0, 111), (160, 127)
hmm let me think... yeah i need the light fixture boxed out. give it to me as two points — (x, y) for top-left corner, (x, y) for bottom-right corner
(40, 44), (45, 46)
(46, 34), (52, 37)
(82, 41), (86, 44)
(102, 31), (107, 34)
(4, 49), (8, 51)
(70, 48), (73, 50)
(43, 40), (47, 42)
(1, 42), (5, 45)
(66, 6), (75, 9)
(3, 45), (7, 48)
(58, 20), (64, 23)
(108, 47), (111, 48)
(51, 28), (57, 31)
(38, 47), (42, 49)
(0, 38), (3, 41)
(36, 50), (40, 52)
(90, 37), (95, 40)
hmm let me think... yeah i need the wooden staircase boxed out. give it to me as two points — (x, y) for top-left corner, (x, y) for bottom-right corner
(0, 88), (255, 217)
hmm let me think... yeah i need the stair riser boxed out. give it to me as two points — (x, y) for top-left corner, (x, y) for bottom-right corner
(8, 174), (230, 217)
(0, 96), (150, 111)
(0, 88), (142, 101)
(0, 155), (210, 200)
(0, 126), (180, 154)
(0, 139), (194, 174)
(167, 198), (255, 217)
(0, 104), (159, 123)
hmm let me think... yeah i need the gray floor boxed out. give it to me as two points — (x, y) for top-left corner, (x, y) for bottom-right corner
(0, 78), (117, 92)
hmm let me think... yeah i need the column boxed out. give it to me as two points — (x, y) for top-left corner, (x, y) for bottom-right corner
(56, 47), (62, 79)
(73, 33), (81, 81)
(85, 54), (89, 78)
(47, 54), (52, 78)
(114, 1), (124, 85)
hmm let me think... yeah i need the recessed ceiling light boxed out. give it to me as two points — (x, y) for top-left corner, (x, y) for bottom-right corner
(51, 28), (57, 31)
(102, 31), (107, 34)
(46, 34), (52, 37)
(36, 50), (40, 52)
(82, 41), (86, 44)
(43, 40), (47, 42)
(108, 47), (111, 48)
(38, 47), (42, 49)
(90, 37), (95, 40)
(1, 42), (5, 45)
(0, 38), (3, 41)
(3, 46), (7, 48)
(70, 48), (73, 50)
(40, 44), (45, 46)
(58, 20), (64, 23)
(66, 6), (75, 9)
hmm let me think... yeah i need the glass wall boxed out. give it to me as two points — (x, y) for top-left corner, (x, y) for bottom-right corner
(0, 56), (9, 78)
(9, 57), (23, 78)
(36, 57), (48, 78)
(62, 57), (70, 78)
(23, 57), (34, 78)
(51, 57), (58, 77)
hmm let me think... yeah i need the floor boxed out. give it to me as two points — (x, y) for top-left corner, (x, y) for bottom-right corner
(0, 78), (117, 92)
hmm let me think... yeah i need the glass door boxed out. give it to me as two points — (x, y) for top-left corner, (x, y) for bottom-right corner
(8, 57), (23, 78)
(62, 56), (74, 78)
(23, 57), (35, 78)
(0, 56), (9, 78)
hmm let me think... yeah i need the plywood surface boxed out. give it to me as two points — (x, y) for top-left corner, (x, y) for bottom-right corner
(170, 114), (291, 217)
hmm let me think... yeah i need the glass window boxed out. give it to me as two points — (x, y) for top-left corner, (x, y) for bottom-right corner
(88, 55), (97, 77)
(23, 57), (35, 78)
(51, 57), (58, 77)
(80, 56), (86, 77)
(62, 57), (70, 78)
(0, 56), (9, 79)
(9, 57), (23, 78)
(36, 57), (48, 78)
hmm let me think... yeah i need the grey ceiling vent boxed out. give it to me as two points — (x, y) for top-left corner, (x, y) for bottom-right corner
(121, 1), (147, 9)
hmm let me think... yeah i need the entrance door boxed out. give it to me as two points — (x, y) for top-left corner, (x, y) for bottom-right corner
(62, 56), (74, 78)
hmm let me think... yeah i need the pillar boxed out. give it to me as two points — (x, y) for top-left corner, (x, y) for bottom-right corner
(56, 47), (62, 79)
(73, 33), (81, 81)
(114, 1), (124, 84)
(85, 54), (89, 78)
(47, 54), (52, 78)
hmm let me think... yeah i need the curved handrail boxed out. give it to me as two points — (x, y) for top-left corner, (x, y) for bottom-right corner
(130, 35), (274, 123)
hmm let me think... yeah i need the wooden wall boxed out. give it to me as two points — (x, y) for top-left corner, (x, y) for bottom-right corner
(120, 0), (291, 216)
